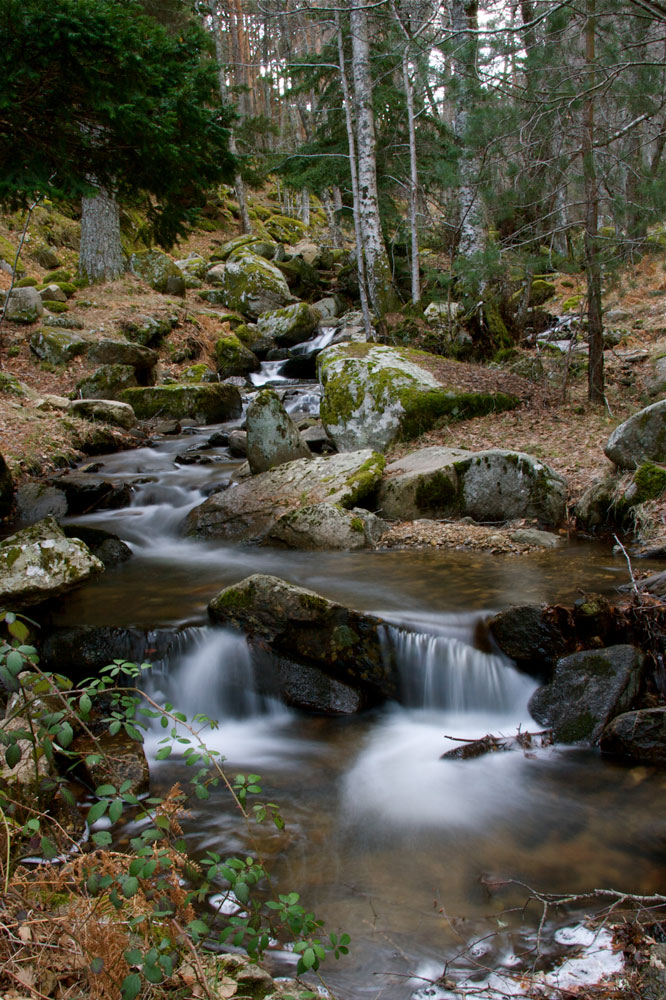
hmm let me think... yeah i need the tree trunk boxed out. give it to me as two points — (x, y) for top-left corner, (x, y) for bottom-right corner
(348, 0), (396, 316)
(322, 189), (343, 249)
(583, 0), (605, 405)
(403, 49), (420, 303)
(79, 186), (124, 283)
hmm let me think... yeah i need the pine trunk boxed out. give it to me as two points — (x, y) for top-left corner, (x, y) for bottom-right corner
(79, 187), (124, 283)
(583, 0), (605, 405)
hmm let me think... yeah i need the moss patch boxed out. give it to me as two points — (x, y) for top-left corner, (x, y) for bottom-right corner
(633, 461), (666, 503)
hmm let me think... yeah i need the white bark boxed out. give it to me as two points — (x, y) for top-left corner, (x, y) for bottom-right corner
(403, 50), (421, 303)
(322, 189), (343, 248)
(79, 186), (124, 283)
(301, 187), (311, 226)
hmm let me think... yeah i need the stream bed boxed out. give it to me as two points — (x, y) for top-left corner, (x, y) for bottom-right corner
(38, 365), (666, 998)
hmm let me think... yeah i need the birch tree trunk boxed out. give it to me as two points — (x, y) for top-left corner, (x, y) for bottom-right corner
(402, 49), (420, 303)
(79, 186), (124, 283)
(583, 0), (604, 405)
(348, 0), (396, 316)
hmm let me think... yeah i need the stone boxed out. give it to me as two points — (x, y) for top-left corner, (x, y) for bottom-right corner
(175, 254), (207, 280)
(235, 323), (274, 358)
(16, 482), (68, 523)
(38, 283), (67, 303)
(69, 398), (137, 430)
(210, 234), (265, 261)
(185, 449), (385, 542)
(43, 315), (85, 330)
(228, 429), (247, 456)
(299, 421), (334, 454)
(311, 296), (340, 320)
(30, 328), (91, 365)
(75, 364), (138, 400)
(0, 454), (14, 519)
(120, 383), (242, 424)
(378, 446), (567, 527)
(128, 250), (185, 295)
(600, 708), (666, 764)
(266, 503), (387, 550)
(574, 475), (620, 531)
(291, 239), (321, 266)
(509, 528), (561, 548)
(528, 645), (645, 743)
(264, 214), (307, 244)
(62, 524), (131, 568)
(120, 313), (176, 348)
(246, 388), (311, 474)
(424, 301), (462, 325)
(87, 338), (158, 372)
(319, 344), (519, 453)
(489, 604), (575, 677)
(255, 650), (364, 714)
(215, 333), (260, 378)
(208, 573), (399, 703)
(257, 301), (319, 347)
(218, 250), (293, 319)
(71, 731), (149, 796)
(4, 286), (43, 323)
(604, 399), (666, 469)
(0, 517), (104, 606)
(46, 472), (133, 516)
(205, 262), (227, 285)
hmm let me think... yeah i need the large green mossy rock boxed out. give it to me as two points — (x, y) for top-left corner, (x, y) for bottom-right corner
(0, 517), (104, 607)
(378, 446), (568, 527)
(219, 250), (293, 319)
(318, 343), (519, 453)
(215, 333), (259, 378)
(76, 364), (138, 400)
(604, 399), (666, 469)
(257, 301), (319, 347)
(0, 454), (14, 519)
(528, 645), (645, 744)
(120, 383), (242, 424)
(264, 214), (307, 244)
(246, 388), (311, 474)
(119, 313), (176, 348)
(30, 328), (91, 365)
(185, 449), (385, 541)
(128, 250), (185, 296)
(88, 338), (158, 372)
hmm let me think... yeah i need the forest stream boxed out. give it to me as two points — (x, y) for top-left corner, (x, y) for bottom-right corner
(34, 334), (666, 999)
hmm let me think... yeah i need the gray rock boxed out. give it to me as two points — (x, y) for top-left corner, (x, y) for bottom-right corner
(62, 524), (131, 568)
(228, 429), (247, 456)
(175, 254), (207, 280)
(574, 475), (619, 531)
(215, 333), (259, 378)
(43, 315), (85, 330)
(208, 573), (399, 704)
(267, 502), (387, 550)
(16, 482), (68, 523)
(128, 250), (185, 295)
(69, 398), (137, 430)
(257, 301), (319, 347)
(87, 338), (158, 371)
(38, 283), (67, 303)
(0, 454), (14, 519)
(311, 296), (340, 320)
(185, 448), (385, 542)
(4, 287), (43, 323)
(30, 328), (91, 365)
(120, 383), (242, 425)
(644, 356), (666, 398)
(255, 650), (364, 714)
(600, 708), (666, 764)
(319, 344), (519, 453)
(0, 517), (104, 606)
(378, 446), (567, 527)
(489, 604), (574, 676)
(299, 421), (333, 454)
(604, 399), (666, 469)
(47, 472), (133, 516)
(218, 250), (293, 319)
(528, 645), (645, 743)
(246, 389), (311, 474)
(120, 313), (176, 348)
(509, 528), (561, 548)
(75, 364), (138, 400)
(205, 262), (227, 285)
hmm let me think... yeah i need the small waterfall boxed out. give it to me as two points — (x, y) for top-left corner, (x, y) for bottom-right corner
(384, 625), (534, 713)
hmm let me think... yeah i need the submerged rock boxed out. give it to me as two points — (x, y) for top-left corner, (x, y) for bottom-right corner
(246, 388), (311, 474)
(528, 645), (645, 743)
(208, 573), (398, 704)
(318, 343), (519, 453)
(600, 707), (666, 764)
(0, 517), (104, 606)
(184, 449), (385, 542)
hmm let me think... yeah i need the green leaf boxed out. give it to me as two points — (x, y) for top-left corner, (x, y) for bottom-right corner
(57, 721), (73, 748)
(5, 743), (20, 768)
(92, 830), (112, 847)
(194, 784), (209, 800)
(25, 817), (40, 832)
(121, 973), (142, 1000)
(122, 876), (140, 898)
(300, 948), (317, 971)
(87, 800), (108, 824)
(95, 783), (117, 796)
(40, 836), (58, 860)
(85, 753), (102, 766)
(6, 650), (24, 675)
(234, 882), (250, 905)
(109, 799), (123, 824)
(124, 948), (143, 966)
(109, 720), (121, 735)
(89, 956), (104, 975)
(144, 962), (163, 984)
(79, 693), (92, 717)
(187, 918), (209, 939)
(8, 619), (28, 641)
(155, 746), (172, 760)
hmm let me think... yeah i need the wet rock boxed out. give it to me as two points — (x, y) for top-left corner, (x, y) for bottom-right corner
(219, 250), (293, 319)
(508, 528), (561, 548)
(604, 399), (666, 469)
(69, 398), (137, 430)
(30, 328), (91, 365)
(0, 517), (104, 607)
(215, 333), (259, 378)
(257, 301), (319, 347)
(0, 454), (14, 519)
(600, 708), (666, 764)
(528, 645), (645, 743)
(319, 343), (519, 453)
(266, 502), (387, 550)
(120, 383), (242, 425)
(39, 625), (179, 679)
(62, 524), (132, 568)
(71, 730), (149, 795)
(208, 574), (398, 703)
(246, 388), (311, 474)
(128, 250), (185, 295)
(574, 475), (620, 531)
(228, 429), (248, 456)
(16, 482), (69, 523)
(75, 363), (138, 400)
(185, 449), (385, 542)
(4, 286), (43, 323)
(255, 650), (364, 714)
(47, 472), (133, 515)
(378, 446), (567, 527)
(488, 604), (574, 677)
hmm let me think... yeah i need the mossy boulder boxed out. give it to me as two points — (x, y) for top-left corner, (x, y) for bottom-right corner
(185, 449), (385, 541)
(0, 454), (14, 519)
(215, 333), (260, 378)
(246, 388), (311, 474)
(181, 363), (215, 383)
(318, 343), (519, 453)
(509, 279), (557, 310)
(42, 300), (69, 314)
(235, 323), (274, 357)
(30, 328), (91, 365)
(600, 708), (666, 764)
(208, 573), (399, 706)
(266, 503), (387, 550)
(4, 287), (43, 323)
(528, 645), (645, 744)
(257, 301), (319, 347)
(68, 398), (137, 430)
(128, 250), (185, 296)
(87, 338), (158, 373)
(604, 399), (666, 469)
(264, 214), (307, 244)
(0, 235), (24, 273)
(274, 257), (322, 299)
(219, 250), (293, 319)
(120, 383), (242, 424)
(631, 461), (666, 502)
(378, 446), (567, 526)
(119, 313), (177, 348)
(209, 234), (265, 262)
(75, 364), (138, 400)
(0, 517), (104, 607)
(38, 283), (67, 303)
(175, 254), (207, 280)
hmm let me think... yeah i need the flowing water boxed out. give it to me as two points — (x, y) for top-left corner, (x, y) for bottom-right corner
(42, 339), (666, 997)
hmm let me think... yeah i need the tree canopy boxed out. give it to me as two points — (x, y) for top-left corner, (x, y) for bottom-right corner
(0, 0), (235, 244)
